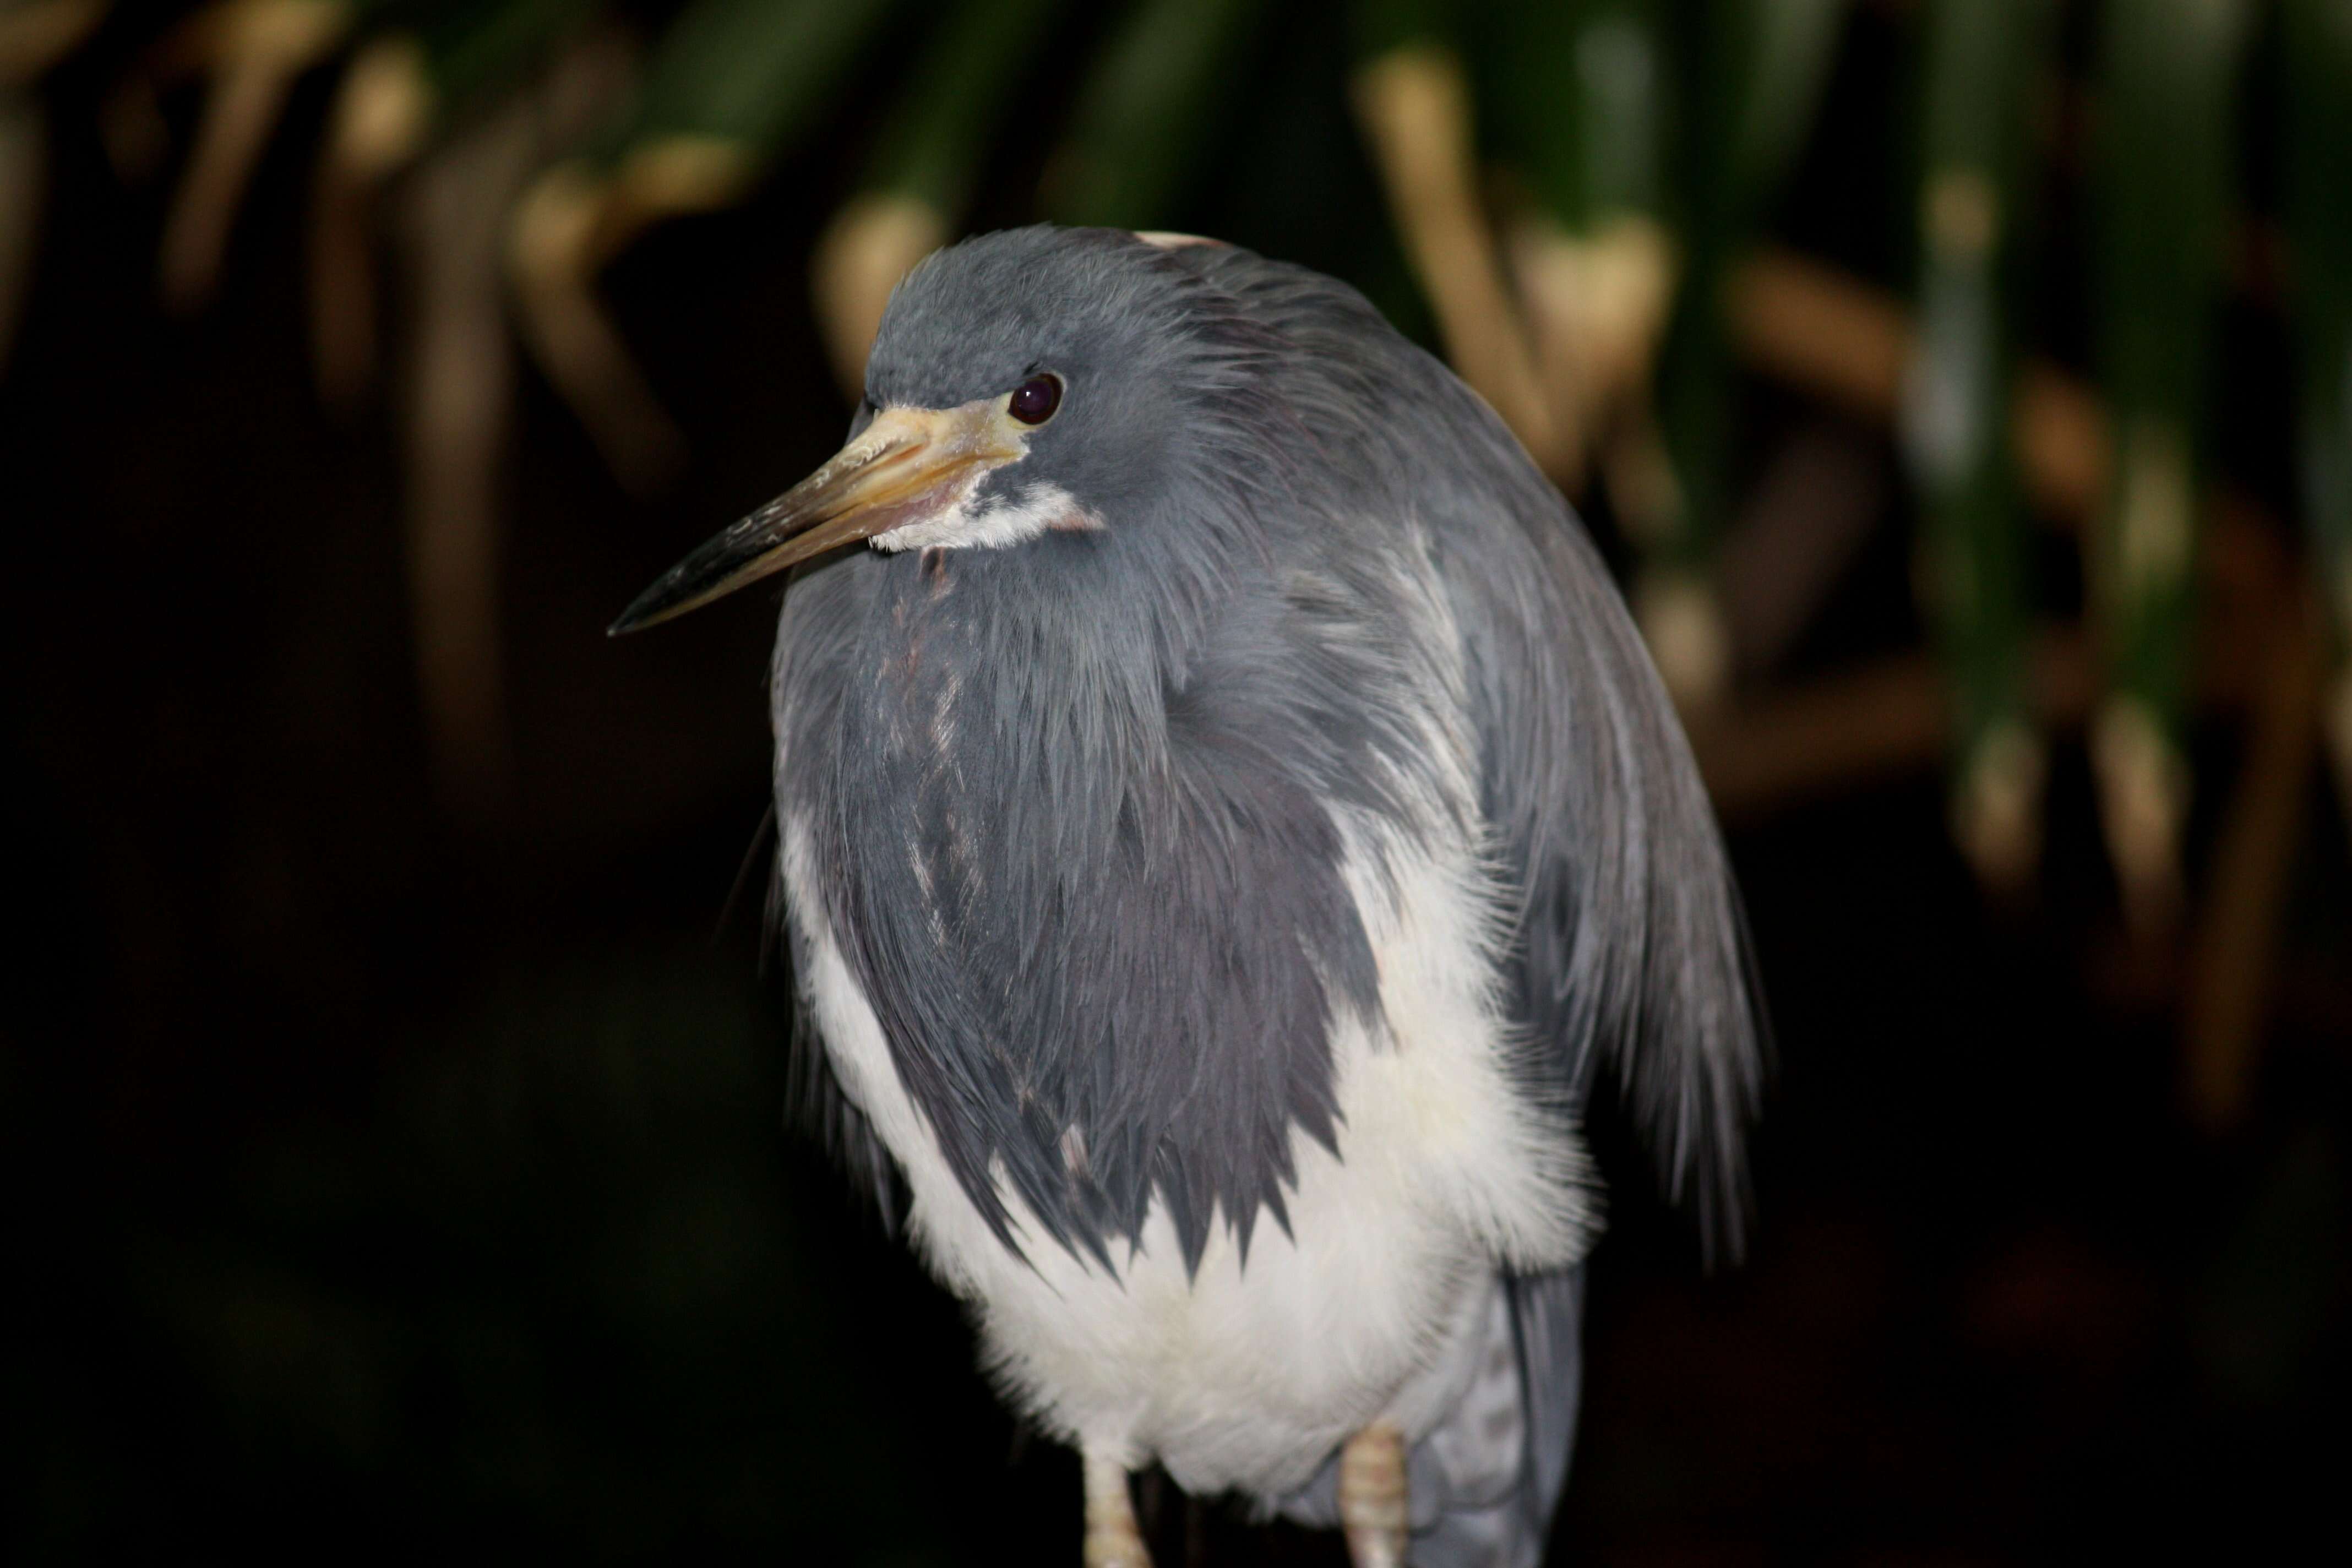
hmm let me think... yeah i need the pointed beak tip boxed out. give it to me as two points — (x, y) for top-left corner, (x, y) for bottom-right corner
(606, 597), (661, 638)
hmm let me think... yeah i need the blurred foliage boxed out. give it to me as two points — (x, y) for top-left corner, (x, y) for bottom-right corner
(5, 3), (2352, 1561)
(2086, 0), (2250, 925)
(1902, 0), (2053, 891)
(2282, 0), (2352, 812)
(1, 0), (2336, 922)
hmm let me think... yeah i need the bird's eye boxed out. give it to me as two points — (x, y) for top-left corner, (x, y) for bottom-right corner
(1009, 374), (1062, 426)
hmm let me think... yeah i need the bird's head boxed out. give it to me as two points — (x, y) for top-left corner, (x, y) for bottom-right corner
(611, 226), (1270, 634)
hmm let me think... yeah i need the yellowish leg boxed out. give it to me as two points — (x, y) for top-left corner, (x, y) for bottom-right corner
(1339, 1422), (1410, 1568)
(1081, 1449), (1153, 1568)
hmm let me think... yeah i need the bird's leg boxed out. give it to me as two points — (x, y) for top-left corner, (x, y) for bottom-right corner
(1081, 1447), (1153, 1568)
(1338, 1422), (1409, 1568)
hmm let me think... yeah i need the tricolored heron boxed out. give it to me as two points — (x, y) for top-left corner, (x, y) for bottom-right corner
(614, 226), (1765, 1567)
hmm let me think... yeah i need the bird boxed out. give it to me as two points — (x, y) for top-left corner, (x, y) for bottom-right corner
(612, 225), (1766, 1567)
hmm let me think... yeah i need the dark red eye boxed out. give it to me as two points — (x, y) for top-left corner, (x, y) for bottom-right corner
(1009, 374), (1062, 426)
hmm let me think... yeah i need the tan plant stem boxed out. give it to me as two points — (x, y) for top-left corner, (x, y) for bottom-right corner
(507, 138), (753, 493)
(1693, 503), (2285, 824)
(1729, 247), (2114, 527)
(0, 0), (106, 88)
(1352, 46), (1560, 477)
(398, 84), (541, 819)
(1510, 211), (1678, 495)
(2185, 583), (2326, 1131)
(157, 0), (353, 310)
(810, 190), (948, 400)
(0, 90), (39, 371)
(308, 32), (430, 401)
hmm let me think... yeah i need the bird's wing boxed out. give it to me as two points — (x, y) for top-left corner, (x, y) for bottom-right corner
(1435, 415), (1769, 1260)
(1163, 237), (1766, 1255)
(767, 558), (904, 1227)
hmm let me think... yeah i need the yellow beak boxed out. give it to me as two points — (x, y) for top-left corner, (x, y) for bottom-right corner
(608, 401), (1026, 634)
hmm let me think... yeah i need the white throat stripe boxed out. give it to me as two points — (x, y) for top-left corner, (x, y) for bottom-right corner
(873, 481), (1102, 553)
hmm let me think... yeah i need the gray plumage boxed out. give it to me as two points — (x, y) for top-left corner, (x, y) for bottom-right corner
(740, 227), (1765, 1564)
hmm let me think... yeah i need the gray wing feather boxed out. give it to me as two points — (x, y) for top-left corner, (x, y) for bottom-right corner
(1458, 497), (1770, 1259)
(1177, 239), (1768, 1254)
(1184, 242), (1758, 1564)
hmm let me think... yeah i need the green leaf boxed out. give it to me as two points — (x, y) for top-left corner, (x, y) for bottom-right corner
(860, 0), (1069, 216)
(1043, 0), (1271, 229)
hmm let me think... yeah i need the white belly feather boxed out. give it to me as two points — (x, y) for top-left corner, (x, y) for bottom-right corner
(782, 807), (1594, 1499)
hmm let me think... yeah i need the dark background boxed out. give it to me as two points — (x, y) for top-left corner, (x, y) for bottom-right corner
(7, 3), (2349, 1561)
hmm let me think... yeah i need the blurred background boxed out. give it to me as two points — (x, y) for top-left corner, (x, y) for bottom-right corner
(6, 0), (2349, 1560)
